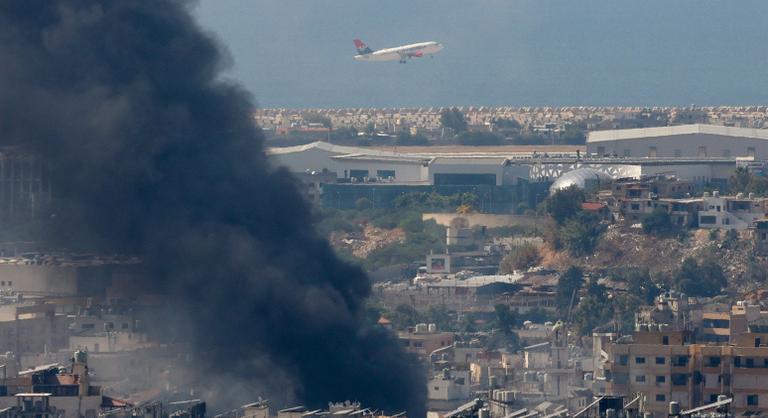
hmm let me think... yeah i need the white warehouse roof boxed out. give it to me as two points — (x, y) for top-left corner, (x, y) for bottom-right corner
(587, 124), (768, 143)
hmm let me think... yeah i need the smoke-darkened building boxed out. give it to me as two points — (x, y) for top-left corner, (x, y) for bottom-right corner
(0, 147), (51, 224)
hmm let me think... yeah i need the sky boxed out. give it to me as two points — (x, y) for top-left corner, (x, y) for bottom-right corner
(193, 0), (768, 109)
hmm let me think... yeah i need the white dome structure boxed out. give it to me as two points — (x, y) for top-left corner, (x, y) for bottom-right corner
(549, 167), (612, 193)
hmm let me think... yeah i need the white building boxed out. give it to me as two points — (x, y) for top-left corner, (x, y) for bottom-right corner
(428, 369), (470, 401)
(697, 192), (768, 230)
(587, 124), (768, 159)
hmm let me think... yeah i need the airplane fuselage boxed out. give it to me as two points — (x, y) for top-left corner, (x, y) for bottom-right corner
(354, 41), (443, 62)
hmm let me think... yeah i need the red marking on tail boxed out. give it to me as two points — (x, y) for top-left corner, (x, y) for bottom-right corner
(353, 39), (365, 49)
(408, 51), (424, 57)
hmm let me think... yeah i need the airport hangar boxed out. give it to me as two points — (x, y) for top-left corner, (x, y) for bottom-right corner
(268, 125), (758, 210)
(586, 124), (768, 159)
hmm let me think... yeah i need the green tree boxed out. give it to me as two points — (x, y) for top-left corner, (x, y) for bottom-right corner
(642, 207), (676, 235)
(456, 131), (503, 146)
(729, 167), (752, 193)
(728, 167), (768, 196)
(572, 293), (613, 336)
(494, 304), (517, 335)
(364, 122), (375, 135)
(425, 305), (453, 332)
(499, 244), (541, 273)
(672, 257), (727, 297)
(556, 266), (584, 314)
(560, 212), (602, 256)
(559, 125), (586, 145)
(440, 107), (468, 133)
(391, 303), (421, 329)
(621, 268), (660, 304)
(303, 111), (332, 128)
(355, 197), (373, 211)
(395, 131), (429, 146)
(545, 186), (586, 224)
(492, 118), (521, 131)
(331, 127), (358, 140)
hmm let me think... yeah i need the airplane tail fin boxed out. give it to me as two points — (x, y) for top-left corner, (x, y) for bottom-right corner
(353, 39), (373, 55)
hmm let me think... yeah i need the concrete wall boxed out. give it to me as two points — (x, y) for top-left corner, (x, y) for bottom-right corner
(587, 133), (768, 159)
(270, 147), (340, 174)
(335, 160), (425, 182)
(0, 265), (78, 295)
(423, 213), (539, 229)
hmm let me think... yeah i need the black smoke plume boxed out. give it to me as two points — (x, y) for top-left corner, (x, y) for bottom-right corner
(0, 1), (425, 415)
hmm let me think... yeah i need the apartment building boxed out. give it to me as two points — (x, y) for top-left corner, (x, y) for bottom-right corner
(602, 301), (768, 416)
(697, 192), (768, 230)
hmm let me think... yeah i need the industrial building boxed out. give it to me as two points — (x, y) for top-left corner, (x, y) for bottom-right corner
(587, 124), (768, 159)
(268, 128), (761, 211)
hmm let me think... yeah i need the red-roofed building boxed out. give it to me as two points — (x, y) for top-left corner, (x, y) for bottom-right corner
(582, 201), (611, 220)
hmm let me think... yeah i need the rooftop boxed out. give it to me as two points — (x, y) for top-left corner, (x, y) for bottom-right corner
(588, 124), (768, 143)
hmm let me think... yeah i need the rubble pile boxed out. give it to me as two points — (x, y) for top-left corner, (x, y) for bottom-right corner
(331, 224), (407, 258)
(547, 225), (768, 292)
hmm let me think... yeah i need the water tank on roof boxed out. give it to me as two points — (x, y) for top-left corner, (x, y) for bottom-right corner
(428, 323), (437, 333)
(549, 168), (612, 194)
(669, 402), (680, 416)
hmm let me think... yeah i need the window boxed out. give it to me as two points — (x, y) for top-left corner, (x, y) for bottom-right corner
(649, 146), (657, 157)
(672, 373), (687, 386)
(376, 169), (396, 179)
(81, 323), (95, 330)
(707, 357), (721, 367)
(656, 375), (666, 384)
(656, 357), (666, 365)
(636, 356), (646, 364)
(434, 387), (440, 391)
(656, 394), (666, 402)
(349, 169), (369, 180)
(748, 147), (756, 158)
(597, 146), (605, 155)
(698, 146), (707, 157)
(619, 355), (629, 366)
(748, 394), (759, 406)
(623, 149), (631, 157)
(735, 357), (742, 367)
(700, 216), (717, 225)
(0, 281), (4, 286)
(673, 356), (689, 367)
(631, 203), (640, 210)
(746, 358), (755, 368)
(710, 394), (719, 403)
(662, 336), (669, 345)
(635, 375), (646, 383)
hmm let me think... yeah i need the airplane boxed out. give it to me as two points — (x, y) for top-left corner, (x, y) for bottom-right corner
(353, 39), (443, 64)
